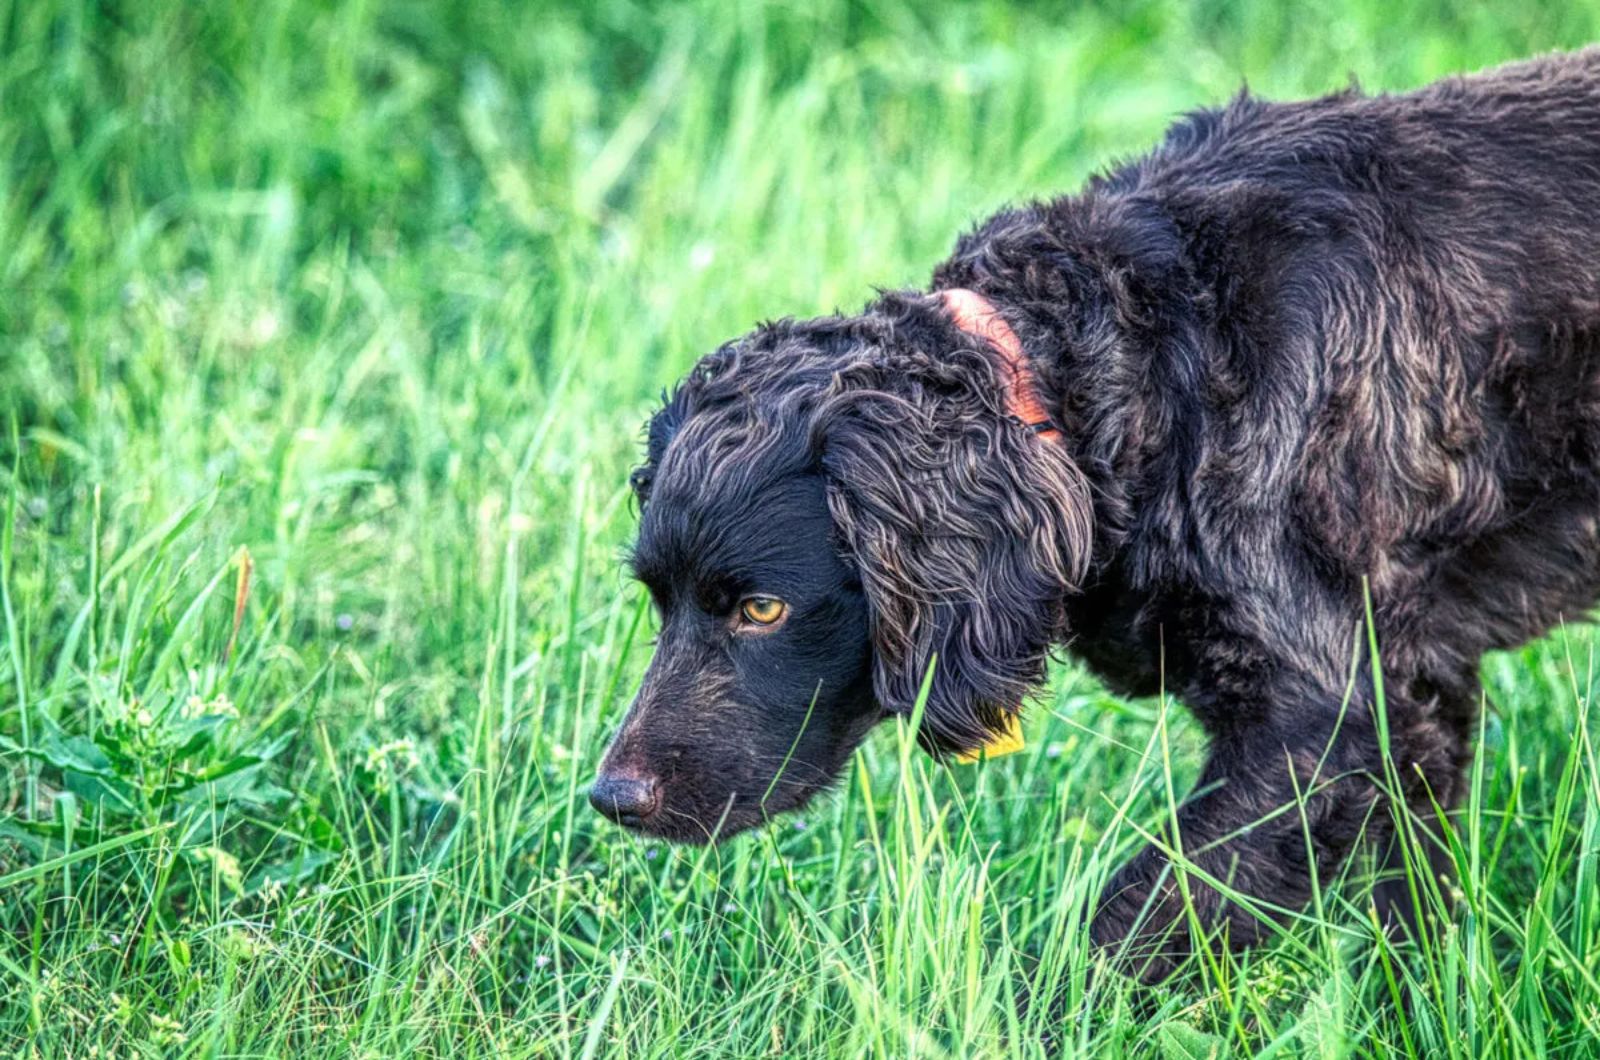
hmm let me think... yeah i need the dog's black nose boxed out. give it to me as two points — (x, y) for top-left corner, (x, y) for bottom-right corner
(589, 773), (661, 826)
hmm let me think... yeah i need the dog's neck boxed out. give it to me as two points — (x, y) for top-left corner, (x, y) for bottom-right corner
(937, 287), (1063, 443)
(930, 198), (1202, 563)
(928, 282), (1142, 569)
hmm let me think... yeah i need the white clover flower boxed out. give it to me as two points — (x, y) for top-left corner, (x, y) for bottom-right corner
(366, 738), (420, 773)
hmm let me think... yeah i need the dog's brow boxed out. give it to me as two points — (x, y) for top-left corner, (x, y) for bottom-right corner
(626, 544), (670, 597)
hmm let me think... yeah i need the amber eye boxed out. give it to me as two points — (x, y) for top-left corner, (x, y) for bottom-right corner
(739, 596), (787, 626)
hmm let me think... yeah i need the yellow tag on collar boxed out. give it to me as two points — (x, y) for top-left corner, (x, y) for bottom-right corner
(955, 712), (1025, 763)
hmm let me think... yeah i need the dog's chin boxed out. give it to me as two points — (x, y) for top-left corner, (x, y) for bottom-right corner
(621, 785), (823, 845)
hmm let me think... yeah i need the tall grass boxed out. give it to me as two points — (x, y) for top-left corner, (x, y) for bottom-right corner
(3, 1), (1600, 1055)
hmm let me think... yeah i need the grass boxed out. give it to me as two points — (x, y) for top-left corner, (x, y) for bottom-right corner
(4, 0), (1600, 1055)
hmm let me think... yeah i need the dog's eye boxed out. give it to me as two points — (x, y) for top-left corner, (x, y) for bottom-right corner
(739, 596), (787, 626)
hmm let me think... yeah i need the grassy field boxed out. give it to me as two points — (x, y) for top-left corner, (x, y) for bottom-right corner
(5, 1), (1600, 1055)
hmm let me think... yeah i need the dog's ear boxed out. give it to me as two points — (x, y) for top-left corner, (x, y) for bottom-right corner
(818, 340), (1093, 756)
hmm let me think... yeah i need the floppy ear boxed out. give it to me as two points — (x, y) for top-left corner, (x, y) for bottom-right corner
(818, 335), (1093, 756)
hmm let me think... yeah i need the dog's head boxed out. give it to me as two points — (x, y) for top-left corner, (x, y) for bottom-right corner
(590, 293), (1092, 842)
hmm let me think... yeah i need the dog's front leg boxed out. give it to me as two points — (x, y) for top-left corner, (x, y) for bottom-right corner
(1089, 710), (1390, 982)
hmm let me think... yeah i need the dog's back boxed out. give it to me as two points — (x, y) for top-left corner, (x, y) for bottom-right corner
(1131, 47), (1600, 236)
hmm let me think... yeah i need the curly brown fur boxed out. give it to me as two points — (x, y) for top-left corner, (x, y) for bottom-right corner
(594, 49), (1600, 980)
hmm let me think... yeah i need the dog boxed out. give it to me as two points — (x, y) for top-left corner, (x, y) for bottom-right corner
(591, 49), (1600, 980)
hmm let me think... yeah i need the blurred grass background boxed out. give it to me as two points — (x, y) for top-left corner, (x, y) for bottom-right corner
(4, 1), (1600, 1055)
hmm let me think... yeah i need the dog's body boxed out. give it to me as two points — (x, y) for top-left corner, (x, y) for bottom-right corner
(595, 50), (1600, 979)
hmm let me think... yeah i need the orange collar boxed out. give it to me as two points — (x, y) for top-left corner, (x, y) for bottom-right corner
(938, 288), (1062, 442)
